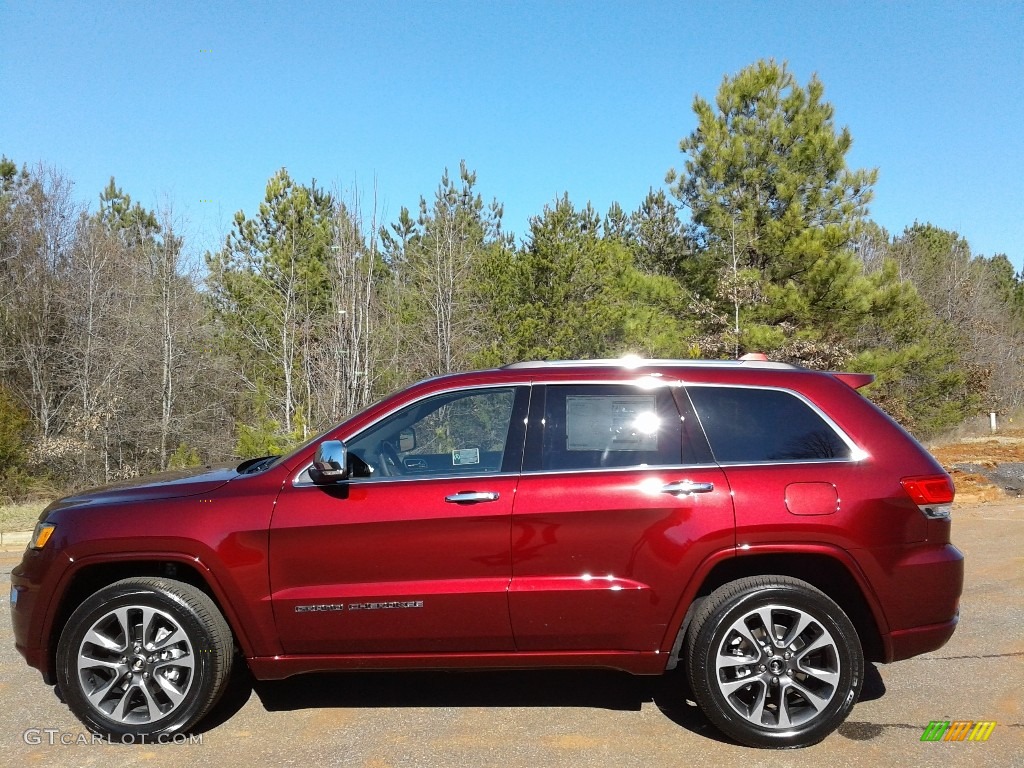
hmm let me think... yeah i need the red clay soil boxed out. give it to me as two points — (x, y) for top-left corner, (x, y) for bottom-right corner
(928, 430), (1024, 504)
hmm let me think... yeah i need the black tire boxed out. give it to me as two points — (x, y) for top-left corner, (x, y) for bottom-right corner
(685, 576), (863, 749)
(56, 577), (233, 741)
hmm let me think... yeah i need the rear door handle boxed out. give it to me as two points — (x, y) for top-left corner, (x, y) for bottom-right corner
(661, 481), (715, 495)
(445, 491), (500, 504)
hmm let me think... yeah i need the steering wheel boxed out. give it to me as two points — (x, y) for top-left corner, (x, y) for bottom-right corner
(377, 440), (402, 477)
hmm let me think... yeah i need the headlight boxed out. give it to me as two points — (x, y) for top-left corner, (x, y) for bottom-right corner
(29, 522), (55, 550)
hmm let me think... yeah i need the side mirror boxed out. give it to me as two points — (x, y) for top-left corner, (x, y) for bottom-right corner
(311, 440), (348, 483)
(398, 427), (417, 453)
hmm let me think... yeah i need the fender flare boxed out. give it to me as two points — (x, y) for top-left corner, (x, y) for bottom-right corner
(659, 543), (890, 662)
(43, 549), (275, 666)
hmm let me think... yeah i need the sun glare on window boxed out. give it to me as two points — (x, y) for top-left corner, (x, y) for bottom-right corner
(632, 411), (660, 435)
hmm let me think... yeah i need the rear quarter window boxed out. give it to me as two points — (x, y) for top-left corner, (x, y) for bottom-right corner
(686, 386), (852, 463)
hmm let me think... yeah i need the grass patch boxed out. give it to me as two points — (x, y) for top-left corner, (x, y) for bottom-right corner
(0, 500), (50, 532)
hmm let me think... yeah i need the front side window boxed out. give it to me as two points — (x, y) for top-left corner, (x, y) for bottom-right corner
(346, 387), (523, 478)
(686, 386), (852, 463)
(525, 384), (684, 472)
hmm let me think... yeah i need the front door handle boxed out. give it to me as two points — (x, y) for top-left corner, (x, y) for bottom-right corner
(445, 491), (500, 504)
(661, 481), (715, 495)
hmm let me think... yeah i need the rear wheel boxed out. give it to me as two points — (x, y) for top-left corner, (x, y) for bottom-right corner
(685, 576), (863, 748)
(56, 578), (233, 741)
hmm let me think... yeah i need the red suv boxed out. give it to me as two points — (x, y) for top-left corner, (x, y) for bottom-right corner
(11, 359), (963, 748)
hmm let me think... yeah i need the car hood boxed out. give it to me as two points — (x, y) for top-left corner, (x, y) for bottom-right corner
(43, 464), (240, 514)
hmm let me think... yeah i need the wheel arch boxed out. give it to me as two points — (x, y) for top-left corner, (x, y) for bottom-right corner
(44, 555), (255, 685)
(666, 548), (887, 668)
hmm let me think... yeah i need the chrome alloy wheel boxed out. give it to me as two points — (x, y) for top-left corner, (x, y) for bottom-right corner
(714, 604), (841, 729)
(76, 605), (196, 725)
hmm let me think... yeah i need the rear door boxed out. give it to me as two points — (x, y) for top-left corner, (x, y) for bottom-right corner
(508, 382), (735, 652)
(270, 385), (529, 655)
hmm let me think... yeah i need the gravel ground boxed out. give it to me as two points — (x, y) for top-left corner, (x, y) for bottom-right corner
(1, 501), (1021, 767)
(952, 462), (1024, 496)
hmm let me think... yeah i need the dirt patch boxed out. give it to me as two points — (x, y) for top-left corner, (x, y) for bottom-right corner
(929, 429), (1024, 465)
(948, 471), (1008, 504)
(928, 430), (1024, 502)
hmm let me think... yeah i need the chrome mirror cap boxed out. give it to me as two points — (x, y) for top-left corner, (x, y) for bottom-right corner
(312, 440), (348, 482)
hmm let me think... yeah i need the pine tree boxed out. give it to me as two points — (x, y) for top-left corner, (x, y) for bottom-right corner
(668, 59), (878, 361)
(476, 194), (692, 364)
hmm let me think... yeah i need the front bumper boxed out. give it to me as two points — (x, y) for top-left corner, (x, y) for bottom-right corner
(10, 548), (65, 685)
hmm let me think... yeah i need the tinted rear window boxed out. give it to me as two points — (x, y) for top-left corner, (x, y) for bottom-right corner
(687, 386), (852, 463)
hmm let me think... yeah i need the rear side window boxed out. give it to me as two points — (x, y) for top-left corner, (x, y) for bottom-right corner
(687, 386), (852, 463)
(525, 384), (686, 471)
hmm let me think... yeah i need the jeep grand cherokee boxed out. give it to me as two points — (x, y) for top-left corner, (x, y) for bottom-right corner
(10, 358), (963, 748)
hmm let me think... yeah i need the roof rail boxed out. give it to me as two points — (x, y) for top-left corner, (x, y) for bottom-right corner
(501, 358), (801, 371)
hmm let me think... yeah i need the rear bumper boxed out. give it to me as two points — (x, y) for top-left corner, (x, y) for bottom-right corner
(853, 542), (963, 662)
(885, 614), (959, 662)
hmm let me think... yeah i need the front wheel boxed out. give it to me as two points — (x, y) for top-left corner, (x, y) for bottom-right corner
(685, 576), (863, 748)
(56, 577), (233, 741)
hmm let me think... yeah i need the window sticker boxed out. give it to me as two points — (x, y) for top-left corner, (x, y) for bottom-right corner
(565, 395), (659, 451)
(453, 448), (480, 465)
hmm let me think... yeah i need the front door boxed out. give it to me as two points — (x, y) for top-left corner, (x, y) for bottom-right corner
(270, 385), (529, 655)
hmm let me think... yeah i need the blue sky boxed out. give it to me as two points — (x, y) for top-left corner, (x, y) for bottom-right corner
(2, 0), (1022, 269)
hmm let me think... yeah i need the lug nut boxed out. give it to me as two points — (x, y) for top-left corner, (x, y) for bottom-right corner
(758, 664), (766, 672)
(772, 676), (779, 685)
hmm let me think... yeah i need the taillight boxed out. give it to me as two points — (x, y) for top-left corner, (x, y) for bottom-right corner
(901, 475), (955, 519)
